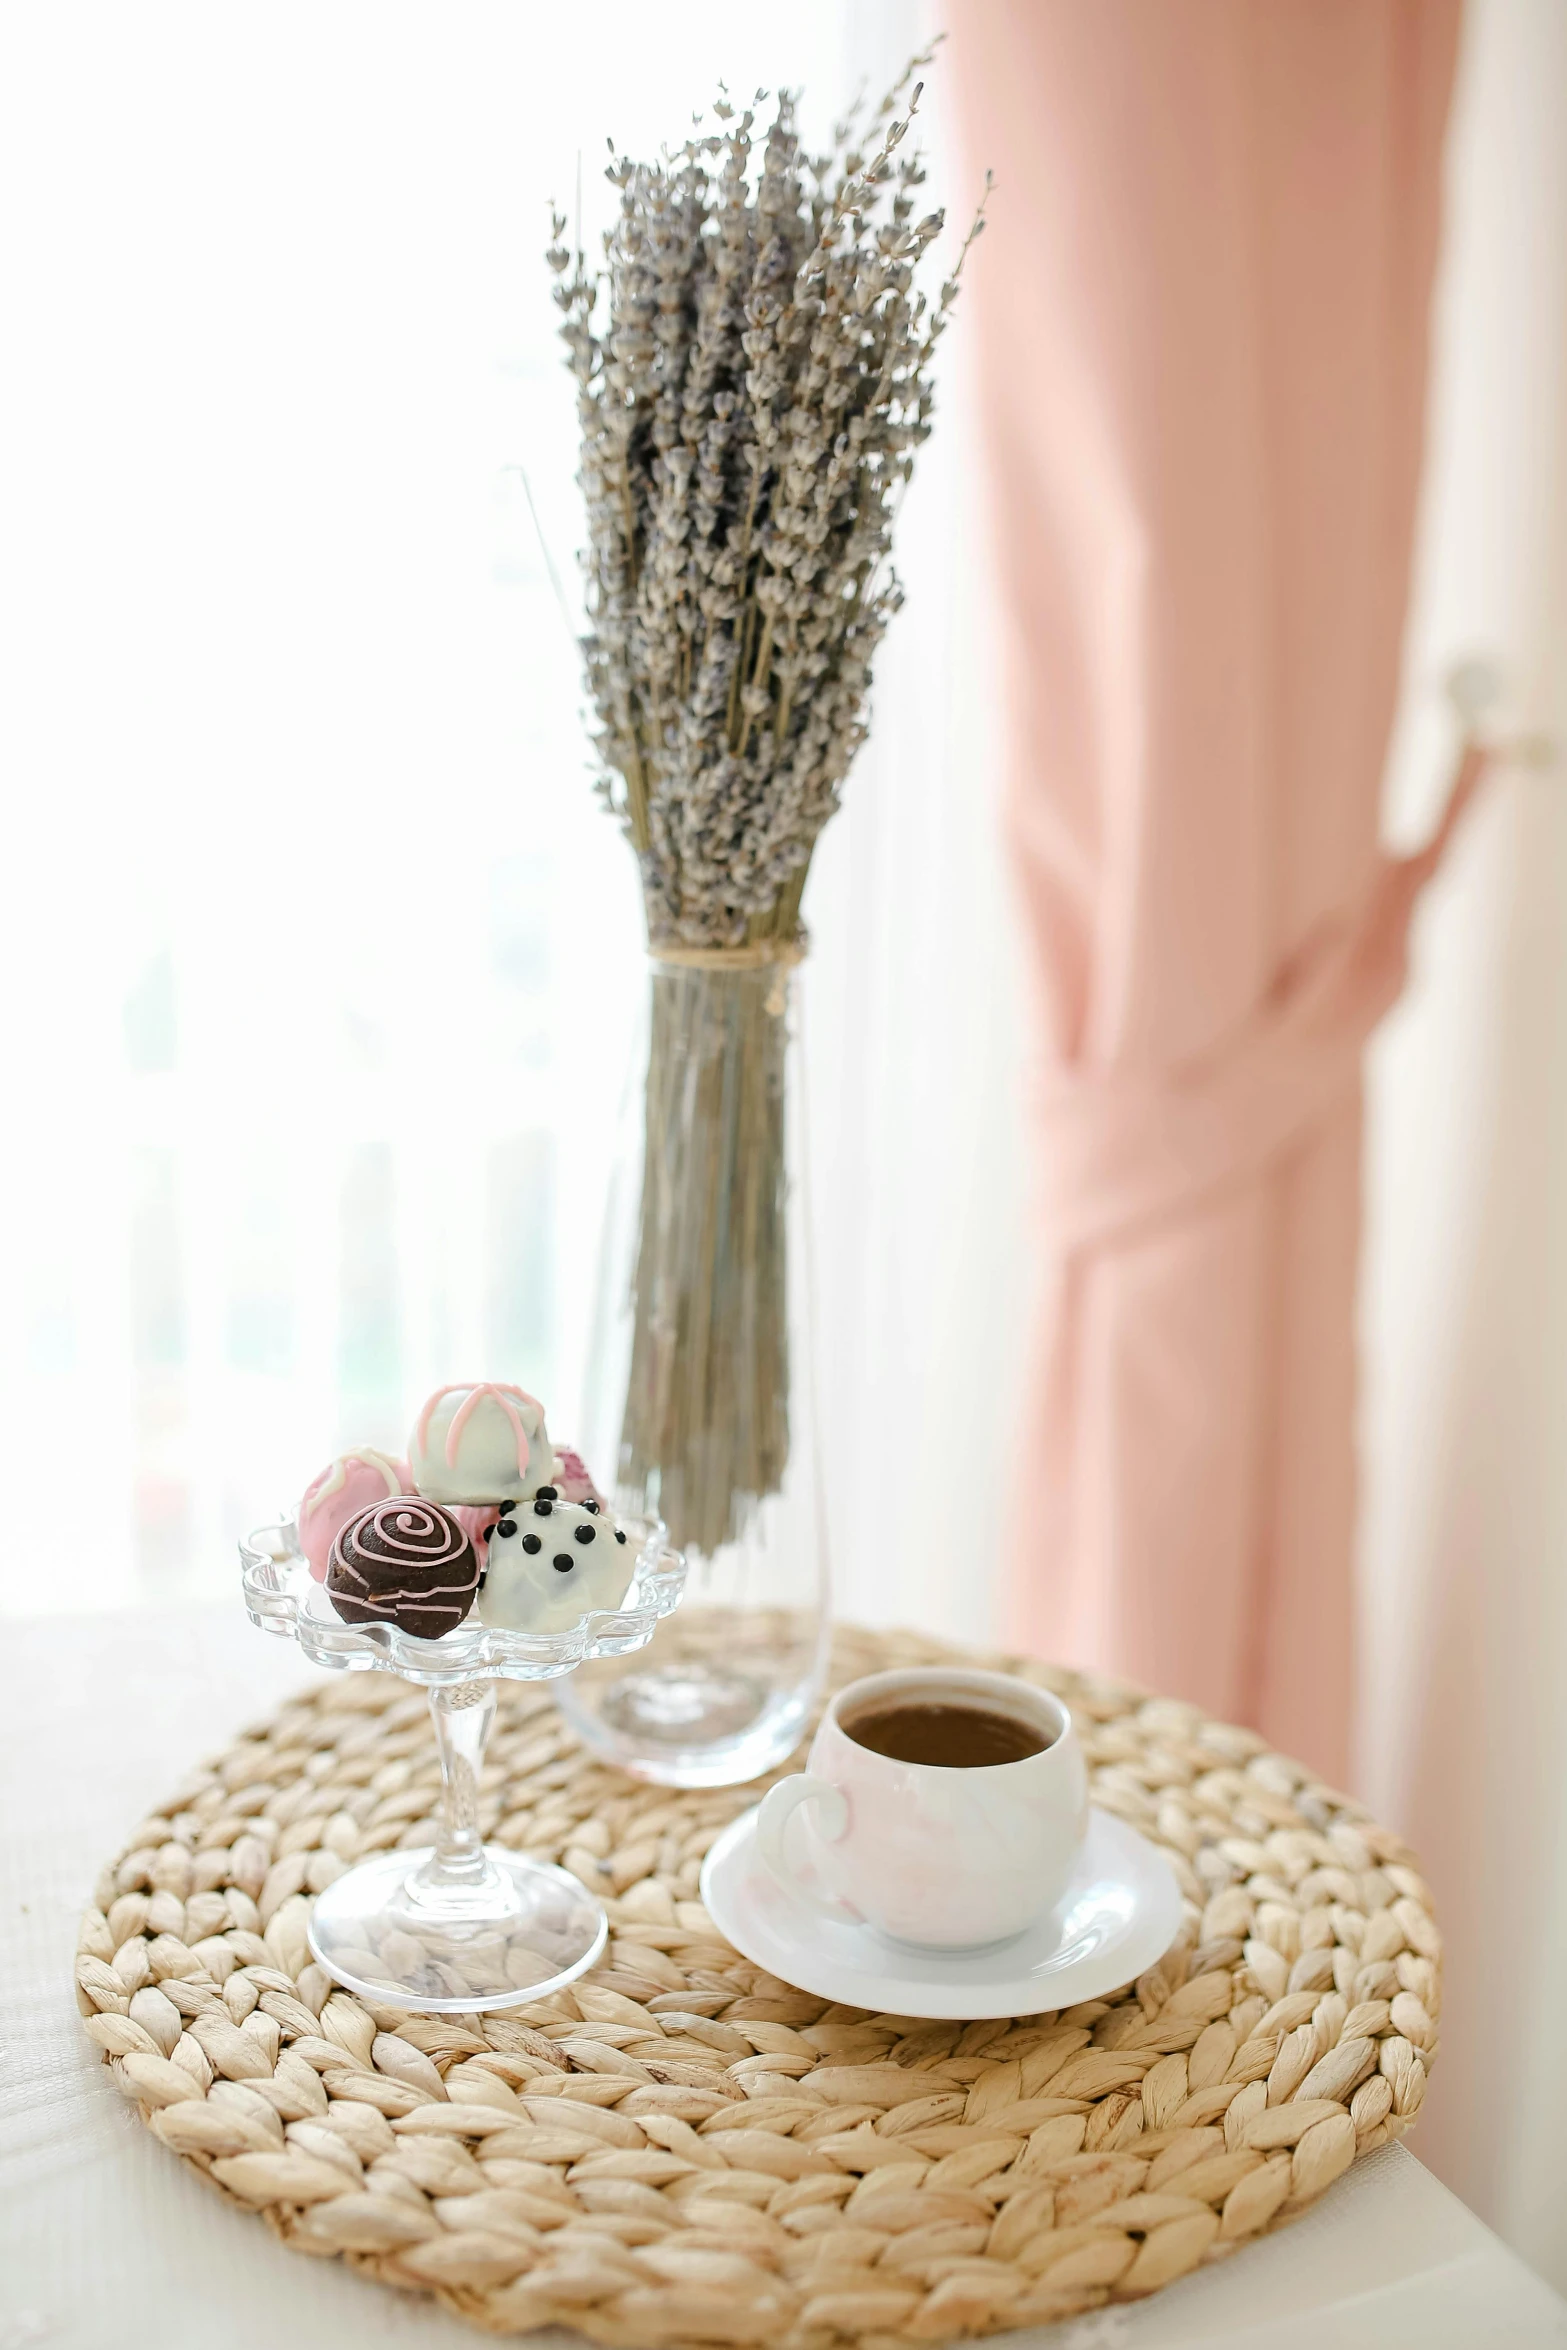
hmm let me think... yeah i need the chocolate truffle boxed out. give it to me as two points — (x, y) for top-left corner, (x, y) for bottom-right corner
(476, 1492), (634, 1634)
(326, 1497), (479, 1639)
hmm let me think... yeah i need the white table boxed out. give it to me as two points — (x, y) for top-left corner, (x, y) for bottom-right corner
(3, 1606), (1563, 2350)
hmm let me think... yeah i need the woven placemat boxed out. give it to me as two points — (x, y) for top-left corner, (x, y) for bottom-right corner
(75, 1625), (1439, 2344)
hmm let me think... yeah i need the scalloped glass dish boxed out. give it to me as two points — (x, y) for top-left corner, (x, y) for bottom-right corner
(241, 1518), (684, 1685)
(239, 1518), (685, 2011)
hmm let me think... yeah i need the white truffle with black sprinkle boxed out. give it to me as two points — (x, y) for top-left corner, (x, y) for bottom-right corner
(475, 1486), (634, 1633)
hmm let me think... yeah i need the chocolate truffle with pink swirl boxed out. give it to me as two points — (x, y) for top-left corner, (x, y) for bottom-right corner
(326, 1497), (479, 1638)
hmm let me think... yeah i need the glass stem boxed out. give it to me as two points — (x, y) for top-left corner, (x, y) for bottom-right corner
(425, 1679), (496, 1888)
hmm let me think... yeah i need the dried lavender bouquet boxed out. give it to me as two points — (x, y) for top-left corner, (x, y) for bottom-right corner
(551, 68), (980, 1557)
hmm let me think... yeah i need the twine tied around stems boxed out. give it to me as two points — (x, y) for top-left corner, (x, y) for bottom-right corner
(650, 934), (806, 1015)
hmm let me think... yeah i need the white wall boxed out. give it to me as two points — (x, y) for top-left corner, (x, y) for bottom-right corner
(1361, 0), (1567, 2283)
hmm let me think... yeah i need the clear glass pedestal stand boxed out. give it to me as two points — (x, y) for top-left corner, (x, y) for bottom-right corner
(240, 1517), (684, 2012)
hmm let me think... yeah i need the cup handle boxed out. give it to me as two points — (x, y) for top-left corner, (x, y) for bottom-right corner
(756, 1775), (861, 1924)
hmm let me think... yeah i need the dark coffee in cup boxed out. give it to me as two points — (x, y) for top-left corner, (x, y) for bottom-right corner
(843, 1699), (1051, 1769)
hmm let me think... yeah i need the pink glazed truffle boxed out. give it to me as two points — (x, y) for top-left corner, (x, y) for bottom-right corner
(298, 1448), (413, 1582)
(451, 1501), (504, 1559)
(555, 1447), (607, 1511)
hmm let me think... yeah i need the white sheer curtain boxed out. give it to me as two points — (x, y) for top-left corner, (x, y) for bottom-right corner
(0, 0), (1022, 1636)
(1362, 0), (1567, 2285)
(805, 2), (1025, 1645)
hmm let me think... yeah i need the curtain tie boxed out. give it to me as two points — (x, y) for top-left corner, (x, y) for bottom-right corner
(1035, 741), (1498, 1255)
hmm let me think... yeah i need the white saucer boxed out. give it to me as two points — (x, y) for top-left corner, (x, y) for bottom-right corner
(700, 1803), (1183, 2019)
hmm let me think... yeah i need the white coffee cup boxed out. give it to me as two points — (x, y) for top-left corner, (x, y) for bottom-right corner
(756, 1666), (1089, 1950)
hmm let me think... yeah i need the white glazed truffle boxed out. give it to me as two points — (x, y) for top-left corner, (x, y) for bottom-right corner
(476, 1489), (634, 1634)
(410, 1383), (553, 1506)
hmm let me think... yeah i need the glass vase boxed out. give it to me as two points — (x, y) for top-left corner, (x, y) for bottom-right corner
(557, 954), (830, 1785)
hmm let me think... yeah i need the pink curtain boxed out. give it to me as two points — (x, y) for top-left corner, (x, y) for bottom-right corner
(950, 0), (1461, 1784)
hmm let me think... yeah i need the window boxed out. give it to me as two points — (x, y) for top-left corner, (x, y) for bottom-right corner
(0, 4), (869, 1611)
